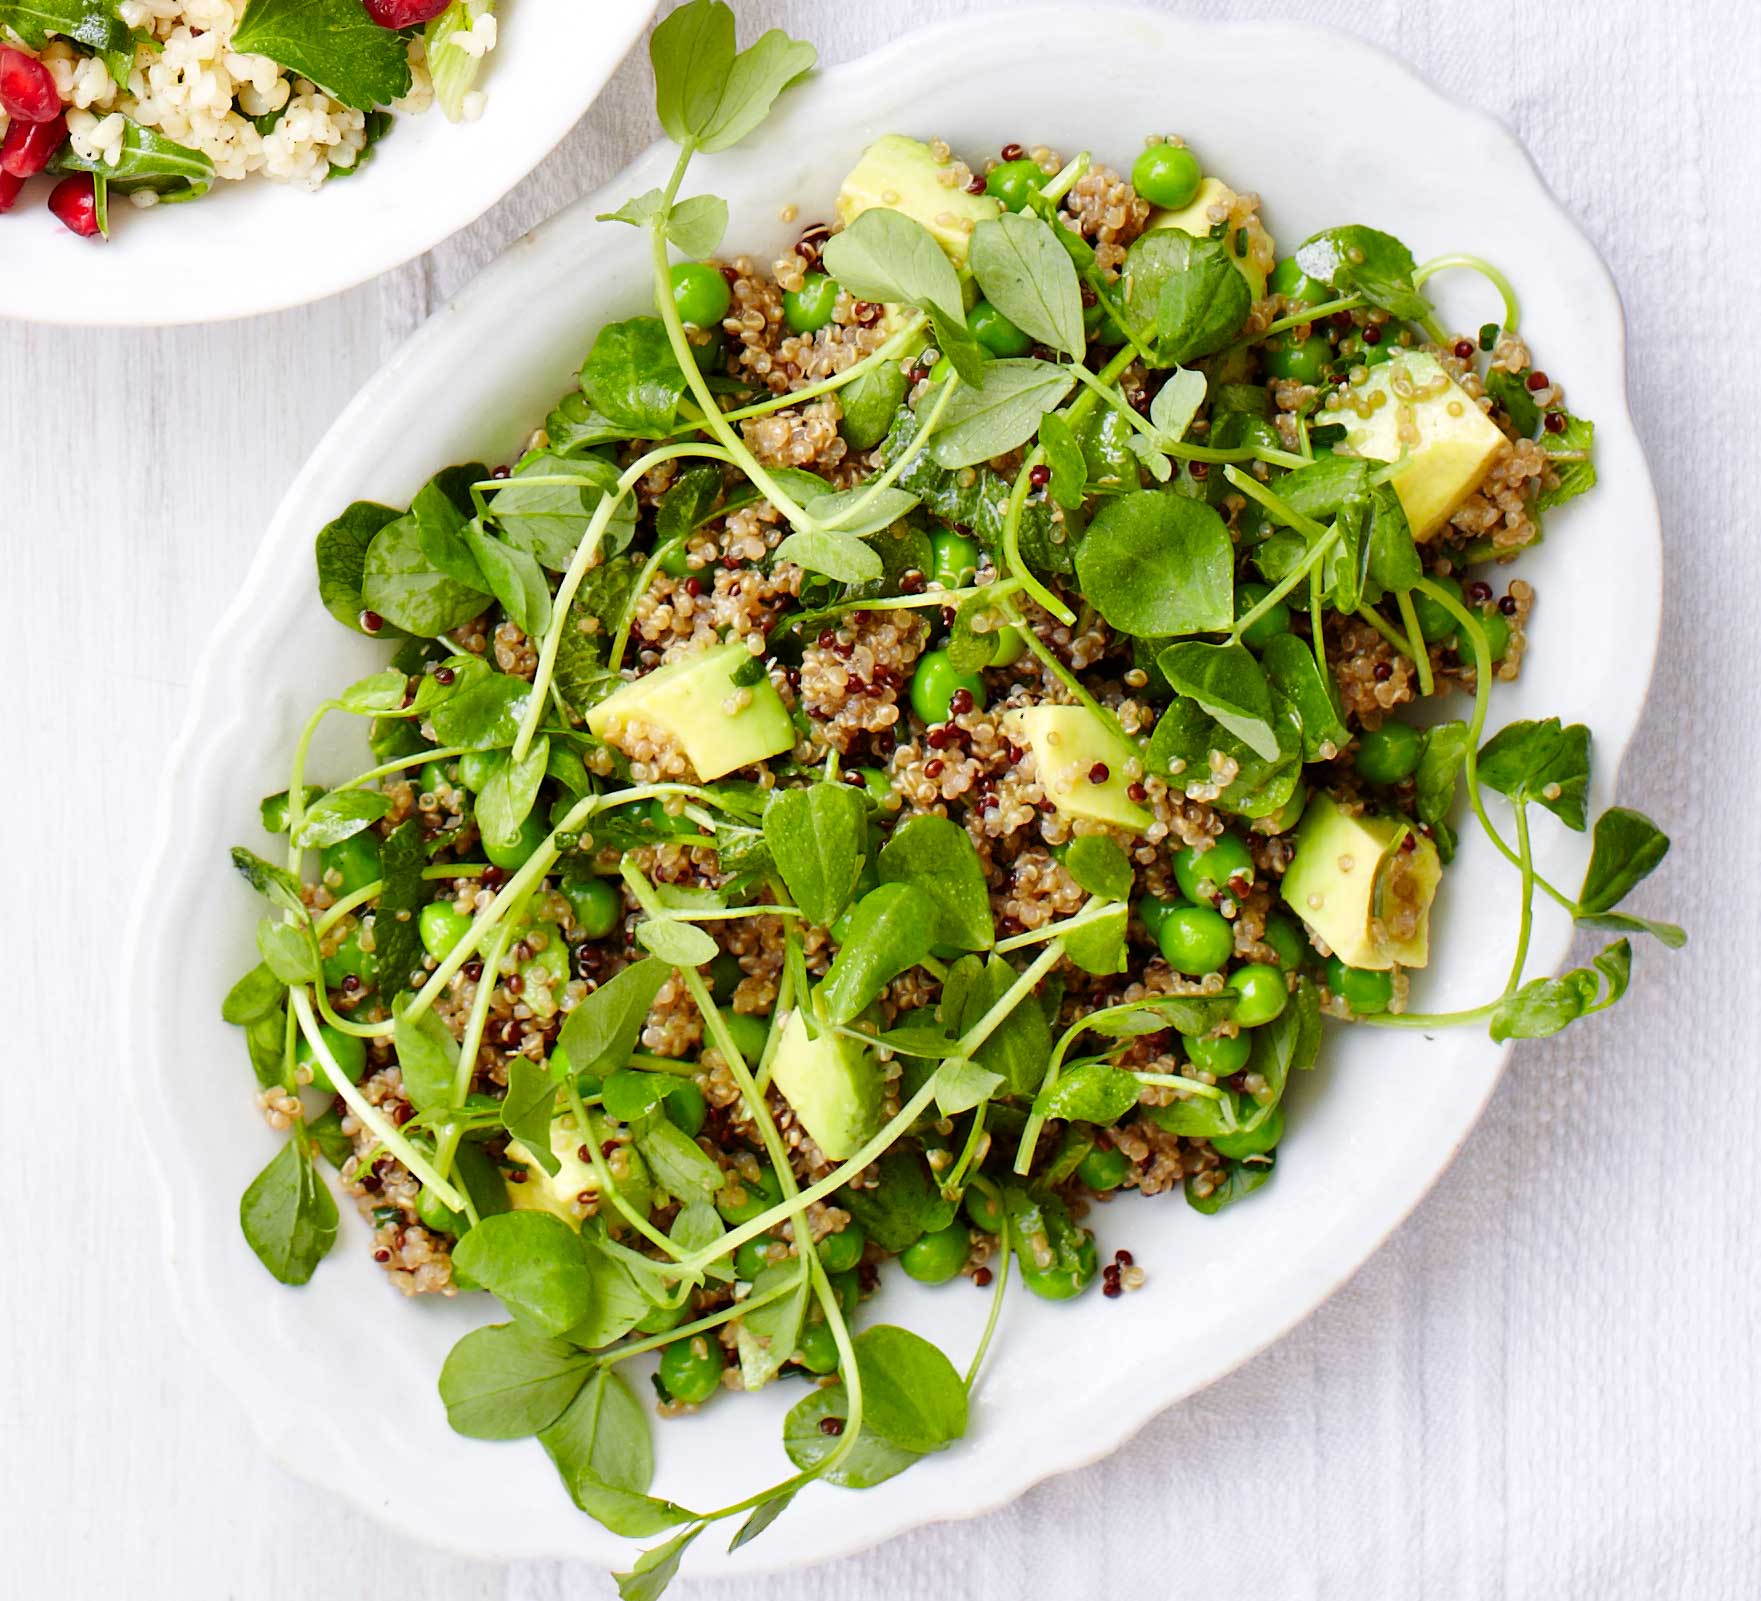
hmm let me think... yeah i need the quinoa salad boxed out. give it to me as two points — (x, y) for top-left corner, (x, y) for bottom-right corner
(0, 0), (499, 236)
(220, 3), (1681, 1588)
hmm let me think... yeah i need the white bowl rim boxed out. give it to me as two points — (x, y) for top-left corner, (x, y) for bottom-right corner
(123, 2), (1663, 1576)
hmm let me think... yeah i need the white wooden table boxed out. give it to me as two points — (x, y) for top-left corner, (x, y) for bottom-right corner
(8, 2), (1757, 1596)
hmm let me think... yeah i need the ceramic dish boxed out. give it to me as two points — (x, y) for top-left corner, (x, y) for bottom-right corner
(1, 0), (656, 326)
(125, 5), (1660, 1576)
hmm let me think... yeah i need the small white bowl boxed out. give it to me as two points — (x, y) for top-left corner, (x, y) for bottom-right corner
(0, 0), (656, 325)
(127, 5), (1662, 1579)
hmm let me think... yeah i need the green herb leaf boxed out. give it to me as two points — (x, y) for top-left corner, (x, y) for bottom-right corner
(582, 318), (689, 438)
(494, 451), (634, 571)
(501, 1055), (560, 1174)
(1158, 641), (1280, 761)
(229, 0), (411, 111)
(728, 1490), (796, 1552)
(557, 957), (670, 1079)
(239, 1138), (337, 1285)
(637, 1118), (723, 1201)
(539, 1367), (691, 1535)
(636, 916), (720, 966)
(1485, 368), (1540, 438)
(735, 1261), (809, 1390)
(1185, 1154), (1274, 1214)
(773, 527), (885, 585)
(1063, 836), (1133, 902)
(394, 998), (459, 1115)
(48, 114), (213, 200)
(1365, 482), (1423, 593)
(838, 357), (910, 451)
(800, 484), (920, 539)
(1038, 410), (1088, 509)
(463, 523), (552, 637)
(928, 358), (1076, 471)
(315, 501), (403, 635)
(665, 192), (729, 258)
(475, 736), (549, 851)
(819, 205), (966, 330)
(969, 212), (1085, 357)
(1261, 633), (1350, 762)
(1294, 226), (1433, 322)
(934, 1058), (1002, 1118)
(369, 819), (427, 997)
(614, 1521), (706, 1601)
(1489, 939), (1632, 1041)
(361, 512), (490, 638)
(1122, 229), (1251, 366)
(1478, 717), (1591, 830)
(876, 813), (996, 953)
(452, 1211), (597, 1337)
(1062, 902), (1128, 975)
(429, 672), (531, 750)
(289, 788), (391, 849)
(1076, 490), (1233, 638)
(818, 881), (934, 1026)
(230, 845), (306, 916)
(438, 1322), (595, 1439)
(849, 1324), (968, 1452)
(256, 918), (318, 986)
(649, 0), (813, 152)
(1148, 366), (1206, 440)
(762, 781), (867, 928)
(1577, 807), (1671, 916)
(959, 954), (1050, 1097)
(1145, 691), (1302, 819)
(782, 1383), (922, 1487)
(1533, 413), (1597, 513)
(222, 962), (285, 1026)
(1036, 1062), (1139, 1124)
(838, 1149), (954, 1252)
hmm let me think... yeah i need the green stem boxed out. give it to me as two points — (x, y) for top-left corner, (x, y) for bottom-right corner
(1354, 603), (1416, 660)
(712, 314), (926, 426)
(334, 744), (472, 792)
(962, 1232), (1011, 1392)
(1000, 447), (1075, 626)
(1252, 293), (1365, 341)
(1505, 801), (1535, 996)
(1226, 522), (1342, 642)
(1412, 253), (1521, 333)
(1395, 589), (1435, 695)
(1309, 563), (1326, 677)
(1002, 594), (1138, 752)
(817, 370), (960, 531)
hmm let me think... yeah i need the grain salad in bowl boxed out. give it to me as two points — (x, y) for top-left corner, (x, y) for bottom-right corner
(216, 2), (1680, 1589)
(0, 0), (499, 236)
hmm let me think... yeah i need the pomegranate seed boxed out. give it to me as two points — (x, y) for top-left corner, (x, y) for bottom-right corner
(361, 0), (451, 26)
(1452, 338), (1474, 359)
(48, 174), (99, 238)
(0, 169), (21, 213)
(1526, 370), (1549, 391)
(2, 110), (65, 177)
(0, 49), (60, 123)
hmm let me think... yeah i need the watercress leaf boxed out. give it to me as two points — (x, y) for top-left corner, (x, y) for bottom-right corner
(877, 813), (996, 952)
(1158, 641), (1279, 761)
(934, 1058), (1002, 1118)
(1076, 490), (1233, 637)
(1294, 226), (1433, 322)
(636, 916), (720, 967)
(970, 212), (1085, 356)
(637, 1118), (723, 1202)
(239, 1138), (336, 1285)
(1534, 413), (1597, 514)
(838, 356), (910, 451)
(1574, 910), (1686, 949)
(1089, 993), (1239, 1039)
(783, 1382), (923, 1487)
(475, 736), (548, 851)
(735, 1261), (809, 1390)
(655, 462), (725, 541)
(928, 359), (1076, 471)
(1323, 493), (1370, 613)
(501, 1055), (560, 1174)
(335, 668), (409, 716)
(959, 954), (1050, 1097)
(1062, 902), (1128, 976)
(851, 1325), (968, 1452)
(1272, 455), (1370, 526)
(410, 469), (488, 589)
(947, 588), (1003, 674)
(614, 1522), (706, 1601)
(1485, 367), (1541, 439)
(1365, 481), (1423, 592)
(557, 957), (670, 1079)
(773, 528), (885, 585)
(873, 1023), (958, 1059)
(223, 962), (285, 1026)
(260, 786), (324, 835)
(839, 1150), (954, 1251)
(1149, 365), (1207, 441)
(1488, 974), (1593, 1042)
(361, 512), (489, 638)
(394, 998), (459, 1115)
(820, 205), (965, 327)
(1414, 720), (1469, 861)
(818, 881), (934, 1026)
(1185, 1154), (1274, 1214)
(230, 845), (307, 916)
(1064, 836), (1133, 903)
(370, 819), (427, 998)
(670, 1197), (725, 1258)
(1038, 1062), (1139, 1125)
(564, 1237), (653, 1349)
(429, 672), (532, 750)
(762, 781), (867, 928)
(801, 484), (920, 539)
(1478, 717), (1591, 830)
(648, 0), (735, 143)
(439, 1322), (594, 1439)
(728, 1490), (795, 1552)
(315, 502), (402, 634)
(1038, 409), (1088, 510)
(539, 1367), (688, 1535)
(289, 789), (391, 850)
(1578, 807), (1671, 915)
(694, 23), (816, 152)
(582, 317), (689, 438)
(1145, 691), (1302, 818)
(229, 0), (409, 110)
(1122, 229), (1251, 366)
(1146, 1090), (1234, 1139)
(256, 918), (318, 986)
(664, 192), (729, 259)
(1262, 633), (1350, 762)
(306, 1104), (352, 1167)
(927, 304), (987, 389)
(463, 524), (552, 638)
(452, 1211), (596, 1337)
(495, 452), (635, 571)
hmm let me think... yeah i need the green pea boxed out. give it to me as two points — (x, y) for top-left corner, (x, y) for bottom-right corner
(1234, 581), (1293, 651)
(829, 1268), (861, 1318)
(322, 926), (379, 994)
(734, 1236), (780, 1281)
(716, 1162), (782, 1225)
(1173, 836), (1255, 906)
(991, 625), (1028, 667)
(415, 1184), (467, 1236)
(689, 328), (726, 374)
(707, 952), (743, 1003)
(295, 1022), (366, 1093)
(1020, 1228), (1097, 1302)
(908, 648), (986, 725)
(635, 1296), (690, 1336)
(1412, 575), (1464, 642)
(964, 1187), (1003, 1234)
(1211, 1104), (1284, 1159)
(564, 875), (622, 940)
(1157, 904), (1236, 975)
(783, 271), (840, 333)
(848, 767), (893, 806)
(1325, 955), (1393, 1016)
(969, 298), (1032, 358)
(1269, 256), (1328, 306)
(1182, 1029), (1251, 1076)
(457, 749), (504, 793)
(418, 759), (453, 799)
(1260, 912), (1310, 973)
(320, 831), (382, 897)
(718, 1009), (770, 1066)
(1137, 895), (1184, 945)
(929, 528), (980, 590)
(1077, 1145), (1130, 1191)
(1476, 607), (1511, 663)
(418, 901), (471, 962)
(1131, 141), (1202, 210)
(1227, 962), (1288, 1028)
(793, 1317), (840, 1375)
(657, 1333), (725, 1405)
(816, 1222), (866, 1275)
(900, 1223), (968, 1285)
(1355, 722), (1424, 785)
(1263, 333), (1333, 385)
(669, 260), (731, 328)
(483, 811), (547, 871)
(663, 1079), (707, 1138)
(985, 157), (1046, 212)
(657, 538), (695, 578)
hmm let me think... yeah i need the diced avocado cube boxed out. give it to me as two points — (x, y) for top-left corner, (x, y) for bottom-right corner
(1279, 794), (1440, 970)
(586, 642), (794, 782)
(1003, 705), (1151, 834)
(505, 1112), (653, 1226)
(835, 134), (1001, 271)
(1144, 177), (1274, 299)
(1337, 350), (1508, 540)
(769, 1008), (884, 1160)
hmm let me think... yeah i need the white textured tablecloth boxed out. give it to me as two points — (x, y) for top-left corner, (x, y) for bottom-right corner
(6, 2), (1756, 1596)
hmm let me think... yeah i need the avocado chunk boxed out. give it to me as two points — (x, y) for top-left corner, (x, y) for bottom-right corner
(1337, 350), (1508, 539)
(836, 134), (1001, 271)
(1145, 177), (1274, 299)
(505, 1111), (653, 1226)
(586, 642), (794, 782)
(1003, 705), (1151, 834)
(769, 1008), (884, 1160)
(1280, 794), (1441, 970)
